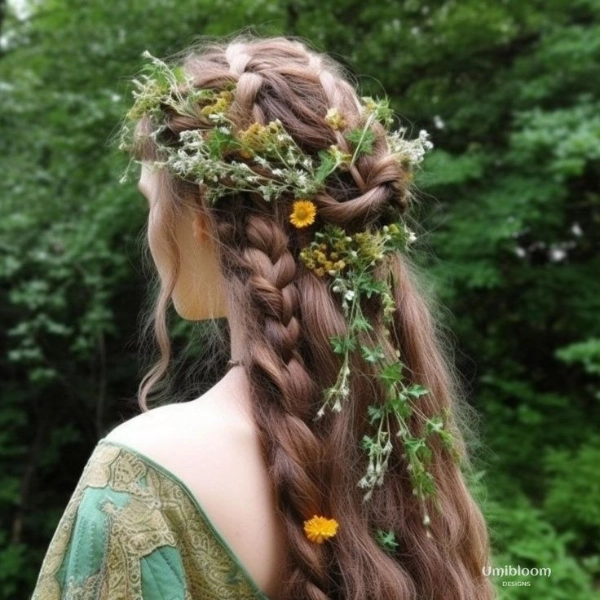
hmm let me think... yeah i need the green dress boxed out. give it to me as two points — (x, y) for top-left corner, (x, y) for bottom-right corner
(31, 439), (271, 600)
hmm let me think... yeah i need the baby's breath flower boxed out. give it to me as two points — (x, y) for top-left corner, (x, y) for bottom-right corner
(387, 128), (434, 166)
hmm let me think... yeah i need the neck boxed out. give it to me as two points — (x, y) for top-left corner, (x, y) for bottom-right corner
(228, 312), (246, 364)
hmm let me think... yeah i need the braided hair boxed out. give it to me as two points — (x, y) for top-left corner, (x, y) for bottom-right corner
(127, 35), (494, 600)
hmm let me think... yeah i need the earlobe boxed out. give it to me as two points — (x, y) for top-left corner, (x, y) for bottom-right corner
(192, 212), (209, 244)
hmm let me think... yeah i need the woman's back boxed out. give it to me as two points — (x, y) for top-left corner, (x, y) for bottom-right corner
(104, 366), (288, 599)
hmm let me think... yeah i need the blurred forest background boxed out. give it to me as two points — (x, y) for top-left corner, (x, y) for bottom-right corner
(1, 0), (599, 598)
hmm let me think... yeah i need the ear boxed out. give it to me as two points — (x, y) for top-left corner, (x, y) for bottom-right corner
(192, 211), (210, 245)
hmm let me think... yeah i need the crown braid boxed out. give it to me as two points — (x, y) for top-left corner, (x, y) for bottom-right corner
(308, 51), (409, 221)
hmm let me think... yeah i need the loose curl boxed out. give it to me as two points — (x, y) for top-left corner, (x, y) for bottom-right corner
(127, 34), (495, 600)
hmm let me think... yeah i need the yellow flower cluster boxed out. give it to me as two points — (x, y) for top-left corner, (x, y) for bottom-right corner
(299, 225), (404, 279)
(362, 97), (379, 114)
(126, 79), (168, 121)
(300, 242), (347, 277)
(327, 144), (352, 166)
(325, 107), (346, 130)
(303, 515), (339, 544)
(352, 231), (386, 263)
(238, 121), (282, 155)
(200, 90), (234, 117)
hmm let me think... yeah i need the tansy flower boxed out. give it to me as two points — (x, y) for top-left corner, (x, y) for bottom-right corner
(238, 122), (269, 151)
(200, 90), (234, 117)
(303, 515), (339, 544)
(290, 199), (317, 228)
(325, 107), (346, 130)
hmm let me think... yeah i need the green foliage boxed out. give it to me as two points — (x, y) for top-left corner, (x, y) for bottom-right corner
(0, 537), (31, 598)
(375, 529), (399, 554)
(345, 127), (376, 157)
(486, 491), (594, 599)
(555, 338), (600, 379)
(544, 435), (600, 554)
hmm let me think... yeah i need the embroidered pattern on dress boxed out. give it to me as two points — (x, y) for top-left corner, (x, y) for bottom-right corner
(31, 442), (268, 600)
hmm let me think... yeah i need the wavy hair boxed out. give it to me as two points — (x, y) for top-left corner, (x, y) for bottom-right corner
(126, 34), (495, 600)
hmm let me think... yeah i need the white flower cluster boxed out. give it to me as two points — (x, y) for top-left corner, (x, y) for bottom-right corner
(163, 123), (324, 204)
(357, 431), (395, 502)
(387, 128), (434, 165)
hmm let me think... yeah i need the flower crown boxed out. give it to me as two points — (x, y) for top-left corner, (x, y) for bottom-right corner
(120, 51), (459, 552)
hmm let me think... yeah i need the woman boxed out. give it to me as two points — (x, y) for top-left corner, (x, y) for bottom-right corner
(31, 35), (495, 599)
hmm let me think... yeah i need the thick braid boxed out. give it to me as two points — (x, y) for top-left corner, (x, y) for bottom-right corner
(219, 45), (339, 599)
(307, 53), (411, 224)
(219, 43), (407, 597)
(215, 208), (337, 599)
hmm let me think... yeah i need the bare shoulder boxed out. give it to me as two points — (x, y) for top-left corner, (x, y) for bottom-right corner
(104, 396), (286, 598)
(103, 399), (257, 469)
(104, 392), (286, 598)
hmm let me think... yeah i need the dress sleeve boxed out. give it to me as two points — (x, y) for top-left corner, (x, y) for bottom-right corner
(30, 443), (189, 600)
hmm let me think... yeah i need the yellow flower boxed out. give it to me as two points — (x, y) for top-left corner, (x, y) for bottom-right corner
(325, 107), (346, 130)
(303, 515), (339, 544)
(200, 90), (234, 117)
(238, 122), (268, 150)
(290, 200), (317, 228)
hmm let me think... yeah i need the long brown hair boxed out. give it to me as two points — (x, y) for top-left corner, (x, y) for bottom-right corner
(126, 34), (495, 600)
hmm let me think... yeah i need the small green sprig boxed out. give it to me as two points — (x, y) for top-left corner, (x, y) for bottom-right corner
(300, 222), (414, 417)
(375, 529), (399, 554)
(300, 222), (457, 522)
(358, 328), (457, 522)
(120, 52), (222, 146)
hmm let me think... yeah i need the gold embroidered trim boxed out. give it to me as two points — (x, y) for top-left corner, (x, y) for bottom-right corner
(32, 443), (268, 599)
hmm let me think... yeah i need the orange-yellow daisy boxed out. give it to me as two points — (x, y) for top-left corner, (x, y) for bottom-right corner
(290, 200), (317, 228)
(303, 515), (339, 544)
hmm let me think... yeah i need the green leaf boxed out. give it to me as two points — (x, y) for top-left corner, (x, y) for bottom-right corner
(375, 529), (399, 553)
(345, 128), (376, 156)
(367, 404), (384, 424)
(352, 314), (374, 333)
(330, 334), (356, 355)
(379, 362), (404, 386)
(388, 395), (412, 419)
(315, 149), (338, 183)
(361, 435), (376, 452)
(206, 129), (238, 158)
(361, 344), (385, 363)
(406, 384), (429, 398)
